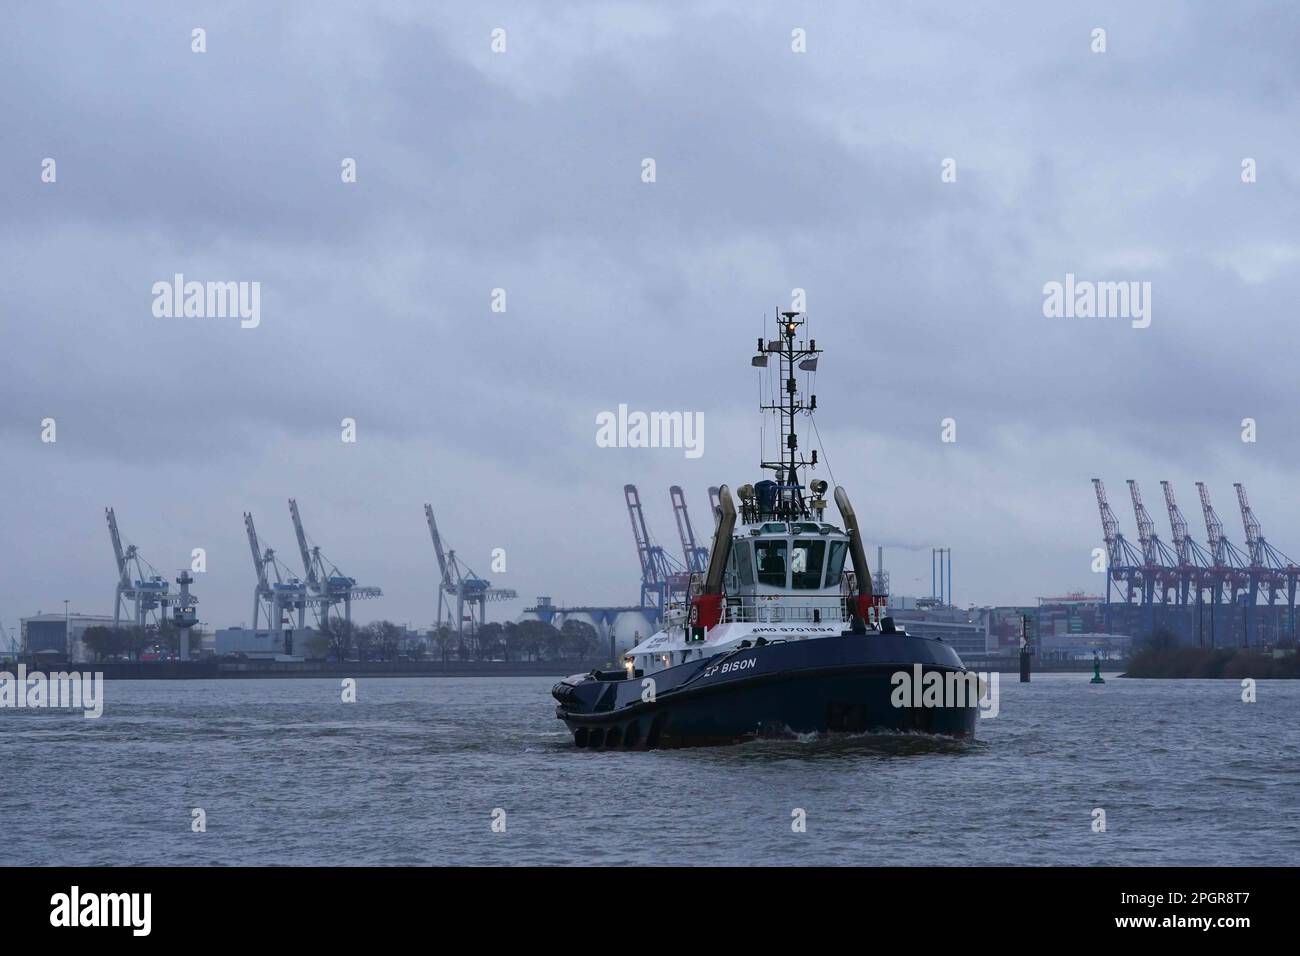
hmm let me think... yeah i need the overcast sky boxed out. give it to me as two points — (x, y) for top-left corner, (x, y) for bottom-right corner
(3, 1), (1299, 636)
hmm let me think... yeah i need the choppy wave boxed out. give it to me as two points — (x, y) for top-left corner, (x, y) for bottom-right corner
(2, 674), (1295, 865)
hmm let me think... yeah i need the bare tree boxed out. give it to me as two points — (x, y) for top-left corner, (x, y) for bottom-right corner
(321, 617), (355, 661)
(376, 621), (403, 661)
(354, 622), (377, 662)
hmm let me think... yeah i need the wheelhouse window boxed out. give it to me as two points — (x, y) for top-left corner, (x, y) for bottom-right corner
(791, 539), (827, 589)
(734, 541), (756, 587)
(826, 540), (847, 586)
(754, 539), (788, 587)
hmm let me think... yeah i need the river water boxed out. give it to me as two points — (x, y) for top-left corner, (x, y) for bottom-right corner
(2, 674), (1296, 865)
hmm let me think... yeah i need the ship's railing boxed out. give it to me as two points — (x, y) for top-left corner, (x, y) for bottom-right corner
(719, 595), (850, 625)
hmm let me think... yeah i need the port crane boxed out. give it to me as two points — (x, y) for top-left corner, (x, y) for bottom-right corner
(1091, 479), (1144, 607)
(623, 484), (689, 623)
(1195, 482), (1250, 600)
(1127, 480), (1180, 604)
(1233, 483), (1299, 644)
(670, 485), (709, 574)
(1160, 481), (1214, 608)
(288, 499), (381, 631)
(1094, 479), (1300, 647)
(424, 504), (517, 636)
(106, 507), (196, 630)
(1194, 482), (1251, 645)
(245, 512), (317, 648)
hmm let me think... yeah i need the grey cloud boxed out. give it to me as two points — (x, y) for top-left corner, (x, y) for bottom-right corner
(3, 1), (1300, 626)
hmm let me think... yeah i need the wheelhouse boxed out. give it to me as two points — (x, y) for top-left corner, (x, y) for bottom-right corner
(727, 521), (850, 594)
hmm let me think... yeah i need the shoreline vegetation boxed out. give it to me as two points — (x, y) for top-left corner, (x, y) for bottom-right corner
(1123, 646), (1300, 679)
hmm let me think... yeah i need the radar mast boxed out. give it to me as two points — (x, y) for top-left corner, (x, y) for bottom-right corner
(754, 311), (822, 519)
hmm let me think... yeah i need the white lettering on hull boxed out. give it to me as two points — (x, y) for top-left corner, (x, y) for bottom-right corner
(701, 657), (757, 679)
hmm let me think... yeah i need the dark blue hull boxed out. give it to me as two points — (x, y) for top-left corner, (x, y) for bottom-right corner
(553, 633), (979, 748)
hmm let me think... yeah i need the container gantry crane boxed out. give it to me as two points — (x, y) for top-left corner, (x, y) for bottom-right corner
(1234, 483), (1299, 645)
(1092, 479), (1300, 647)
(1092, 479), (1144, 609)
(287, 499), (381, 631)
(1195, 482), (1250, 646)
(423, 504), (517, 636)
(624, 484), (689, 624)
(1127, 480), (1180, 604)
(245, 511), (317, 651)
(670, 485), (709, 574)
(1160, 481), (1214, 612)
(106, 507), (195, 630)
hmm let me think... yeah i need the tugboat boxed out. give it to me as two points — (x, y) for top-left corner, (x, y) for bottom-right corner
(553, 312), (979, 748)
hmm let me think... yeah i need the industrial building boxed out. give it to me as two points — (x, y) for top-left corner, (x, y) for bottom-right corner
(885, 610), (987, 657)
(214, 626), (320, 659)
(20, 613), (115, 663)
(1039, 631), (1133, 663)
(980, 596), (1108, 651)
(884, 594), (1123, 659)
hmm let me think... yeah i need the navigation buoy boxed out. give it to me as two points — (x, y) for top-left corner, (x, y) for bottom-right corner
(1019, 614), (1032, 682)
(1090, 654), (1106, 684)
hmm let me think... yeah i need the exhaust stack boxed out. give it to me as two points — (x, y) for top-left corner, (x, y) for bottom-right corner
(703, 485), (736, 594)
(689, 485), (736, 632)
(834, 485), (874, 601)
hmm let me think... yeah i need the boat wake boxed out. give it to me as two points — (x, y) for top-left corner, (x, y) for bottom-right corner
(728, 726), (983, 759)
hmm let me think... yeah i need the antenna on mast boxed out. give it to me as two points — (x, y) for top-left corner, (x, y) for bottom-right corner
(753, 310), (821, 518)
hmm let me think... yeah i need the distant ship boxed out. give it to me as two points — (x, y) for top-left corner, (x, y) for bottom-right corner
(553, 312), (978, 747)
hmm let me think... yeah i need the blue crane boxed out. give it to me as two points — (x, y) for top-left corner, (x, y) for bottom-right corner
(288, 499), (381, 632)
(424, 504), (516, 636)
(670, 485), (709, 574)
